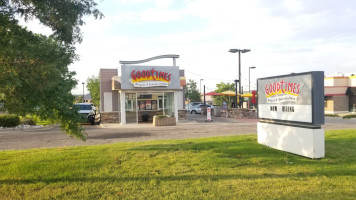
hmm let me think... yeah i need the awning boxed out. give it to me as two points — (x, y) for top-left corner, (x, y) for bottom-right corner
(346, 87), (356, 95)
(205, 92), (221, 96)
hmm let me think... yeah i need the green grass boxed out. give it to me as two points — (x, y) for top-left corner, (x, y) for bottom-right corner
(1, 130), (356, 199)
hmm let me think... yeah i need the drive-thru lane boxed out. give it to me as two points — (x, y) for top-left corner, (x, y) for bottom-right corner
(0, 115), (355, 151)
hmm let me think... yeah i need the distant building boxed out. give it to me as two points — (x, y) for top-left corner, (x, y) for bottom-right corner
(84, 94), (92, 103)
(324, 74), (356, 113)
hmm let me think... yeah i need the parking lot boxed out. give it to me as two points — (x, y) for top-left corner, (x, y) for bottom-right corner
(0, 114), (355, 151)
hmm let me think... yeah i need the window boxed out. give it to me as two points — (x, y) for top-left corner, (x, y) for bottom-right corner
(158, 96), (167, 109)
(125, 99), (134, 111)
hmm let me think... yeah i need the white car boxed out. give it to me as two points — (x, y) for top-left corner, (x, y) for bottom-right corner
(189, 104), (213, 114)
(185, 102), (203, 111)
(73, 103), (96, 125)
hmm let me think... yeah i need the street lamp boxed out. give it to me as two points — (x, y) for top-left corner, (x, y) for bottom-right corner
(82, 82), (85, 103)
(200, 79), (204, 94)
(229, 49), (251, 108)
(249, 66), (256, 93)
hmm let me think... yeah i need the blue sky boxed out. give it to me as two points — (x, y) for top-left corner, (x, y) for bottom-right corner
(22, 0), (356, 94)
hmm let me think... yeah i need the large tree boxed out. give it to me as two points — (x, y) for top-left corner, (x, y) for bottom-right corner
(0, 1), (103, 140)
(185, 79), (201, 102)
(86, 76), (100, 107)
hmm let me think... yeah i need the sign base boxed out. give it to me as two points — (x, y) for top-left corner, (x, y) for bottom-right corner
(257, 122), (325, 159)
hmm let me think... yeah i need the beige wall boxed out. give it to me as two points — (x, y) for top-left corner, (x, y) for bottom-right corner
(349, 76), (356, 87)
(324, 77), (349, 87)
(324, 97), (333, 112)
(324, 87), (348, 95)
(100, 69), (118, 113)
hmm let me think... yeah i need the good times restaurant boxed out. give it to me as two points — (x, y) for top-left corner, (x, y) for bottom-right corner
(99, 55), (186, 124)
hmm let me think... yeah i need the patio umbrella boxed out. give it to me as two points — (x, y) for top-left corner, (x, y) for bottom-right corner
(219, 91), (241, 107)
(220, 90), (238, 96)
(205, 91), (221, 96)
(241, 93), (258, 98)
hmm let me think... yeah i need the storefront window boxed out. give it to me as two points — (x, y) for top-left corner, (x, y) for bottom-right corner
(164, 92), (174, 117)
(158, 96), (167, 110)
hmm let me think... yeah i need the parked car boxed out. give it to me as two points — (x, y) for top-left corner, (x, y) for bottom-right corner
(189, 104), (213, 114)
(73, 103), (96, 125)
(185, 102), (203, 111)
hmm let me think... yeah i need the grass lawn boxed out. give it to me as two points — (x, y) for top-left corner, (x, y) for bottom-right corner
(0, 129), (356, 199)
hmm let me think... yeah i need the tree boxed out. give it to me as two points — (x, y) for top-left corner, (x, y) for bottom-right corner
(0, 1), (103, 140)
(1, 0), (103, 44)
(213, 82), (236, 106)
(86, 76), (100, 107)
(185, 79), (201, 102)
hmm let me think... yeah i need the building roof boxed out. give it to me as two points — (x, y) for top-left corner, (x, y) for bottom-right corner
(84, 94), (92, 100)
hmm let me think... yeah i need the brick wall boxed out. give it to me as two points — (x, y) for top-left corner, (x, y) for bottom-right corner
(333, 95), (349, 112)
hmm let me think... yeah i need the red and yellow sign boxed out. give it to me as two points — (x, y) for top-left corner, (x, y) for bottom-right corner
(131, 69), (172, 83)
(265, 79), (301, 98)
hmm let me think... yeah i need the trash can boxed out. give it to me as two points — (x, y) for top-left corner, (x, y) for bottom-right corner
(142, 112), (149, 122)
(213, 106), (221, 117)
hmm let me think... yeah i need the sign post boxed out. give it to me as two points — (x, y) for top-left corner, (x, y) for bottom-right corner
(207, 107), (212, 122)
(257, 71), (325, 158)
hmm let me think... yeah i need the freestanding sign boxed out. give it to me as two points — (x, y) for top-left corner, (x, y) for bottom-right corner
(257, 71), (325, 158)
(207, 107), (211, 122)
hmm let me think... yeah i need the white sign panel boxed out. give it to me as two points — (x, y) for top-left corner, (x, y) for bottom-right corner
(257, 71), (324, 125)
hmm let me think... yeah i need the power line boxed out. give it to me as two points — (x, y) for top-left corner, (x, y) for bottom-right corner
(185, 70), (235, 82)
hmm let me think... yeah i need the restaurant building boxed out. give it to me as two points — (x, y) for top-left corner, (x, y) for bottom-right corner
(324, 74), (356, 113)
(99, 55), (186, 124)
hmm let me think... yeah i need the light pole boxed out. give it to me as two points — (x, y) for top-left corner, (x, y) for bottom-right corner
(82, 82), (85, 103)
(234, 79), (239, 108)
(249, 66), (256, 93)
(229, 49), (251, 108)
(200, 79), (204, 94)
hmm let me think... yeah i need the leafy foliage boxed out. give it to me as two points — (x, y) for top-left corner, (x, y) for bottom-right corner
(1, 0), (103, 44)
(185, 79), (201, 102)
(86, 76), (100, 106)
(213, 82), (236, 106)
(0, 0), (102, 140)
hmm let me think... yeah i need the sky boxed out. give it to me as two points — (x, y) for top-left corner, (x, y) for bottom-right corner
(21, 0), (356, 94)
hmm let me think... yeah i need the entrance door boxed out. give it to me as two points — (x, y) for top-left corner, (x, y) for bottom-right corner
(125, 93), (137, 124)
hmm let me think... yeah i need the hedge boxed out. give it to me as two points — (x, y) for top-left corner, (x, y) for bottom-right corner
(0, 114), (20, 127)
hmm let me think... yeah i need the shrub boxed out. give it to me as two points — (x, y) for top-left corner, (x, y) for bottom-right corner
(20, 117), (37, 125)
(0, 115), (20, 127)
(343, 114), (356, 119)
(325, 114), (339, 117)
(156, 115), (171, 119)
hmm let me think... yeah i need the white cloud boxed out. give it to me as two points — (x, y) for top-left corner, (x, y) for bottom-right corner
(22, 0), (352, 94)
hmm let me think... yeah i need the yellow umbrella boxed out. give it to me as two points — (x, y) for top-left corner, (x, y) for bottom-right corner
(241, 93), (258, 98)
(220, 91), (241, 106)
(220, 91), (240, 96)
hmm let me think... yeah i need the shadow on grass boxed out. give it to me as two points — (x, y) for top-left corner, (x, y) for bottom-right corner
(1, 165), (356, 185)
(87, 132), (151, 139)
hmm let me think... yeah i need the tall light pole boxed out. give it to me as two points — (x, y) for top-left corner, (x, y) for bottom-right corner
(249, 66), (256, 93)
(200, 79), (204, 94)
(82, 82), (85, 103)
(229, 49), (251, 108)
(234, 79), (239, 108)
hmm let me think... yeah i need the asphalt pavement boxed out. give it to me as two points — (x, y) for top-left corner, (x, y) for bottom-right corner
(0, 114), (355, 151)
